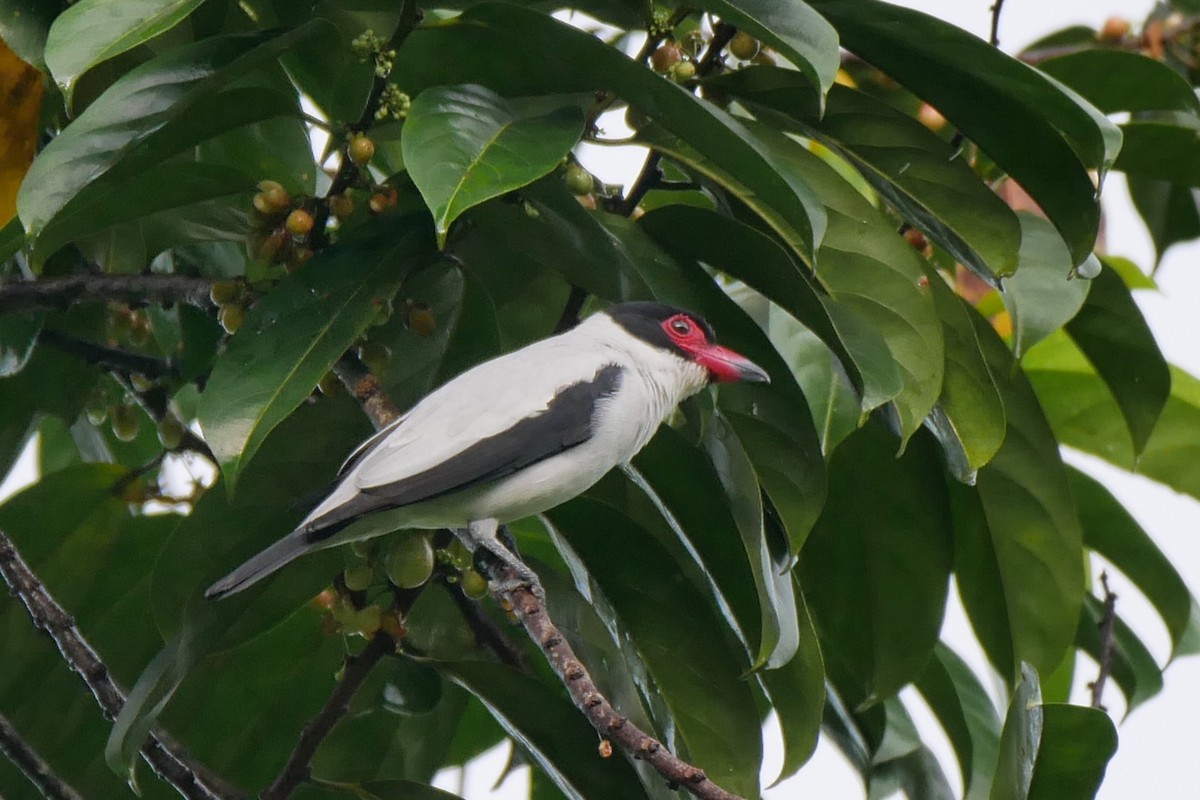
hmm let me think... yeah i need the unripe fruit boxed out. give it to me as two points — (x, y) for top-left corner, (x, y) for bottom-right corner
(564, 163), (593, 196)
(252, 192), (276, 215)
(348, 134), (375, 166)
(111, 402), (140, 443)
(1098, 16), (1131, 42)
(384, 533), (435, 588)
(343, 564), (374, 592)
(286, 208), (315, 236)
(355, 605), (383, 636)
(750, 48), (777, 67)
(917, 103), (946, 131)
(445, 538), (473, 571)
(257, 180), (291, 210)
(156, 416), (187, 450)
(358, 340), (390, 374)
(406, 304), (436, 336)
(329, 193), (355, 219)
(318, 371), (341, 396)
(209, 279), (241, 306)
(460, 568), (489, 599)
(650, 42), (683, 73)
(670, 60), (696, 83)
(728, 31), (760, 60)
(331, 595), (358, 627)
(86, 402), (109, 427)
(257, 229), (289, 264)
(219, 304), (245, 335)
(130, 373), (154, 392)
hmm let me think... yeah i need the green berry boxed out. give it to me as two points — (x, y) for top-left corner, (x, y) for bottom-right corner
(111, 402), (140, 443)
(348, 134), (375, 166)
(209, 279), (242, 306)
(86, 402), (109, 427)
(564, 163), (593, 196)
(286, 208), (315, 236)
(445, 538), (473, 571)
(156, 416), (187, 450)
(670, 60), (696, 83)
(257, 180), (291, 210)
(384, 533), (435, 589)
(130, 373), (154, 393)
(460, 568), (489, 599)
(318, 372), (341, 396)
(355, 605), (383, 636)
(343, 564), (374, 591)
(728, 31), (760, 60)
(219, 304), (245, 335)
(357, 340), (390, 374)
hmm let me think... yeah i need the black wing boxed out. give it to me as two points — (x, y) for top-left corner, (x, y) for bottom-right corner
(301, 364), (623, 541)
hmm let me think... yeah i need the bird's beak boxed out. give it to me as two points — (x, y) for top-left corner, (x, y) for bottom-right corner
(694, 344), (771, 384)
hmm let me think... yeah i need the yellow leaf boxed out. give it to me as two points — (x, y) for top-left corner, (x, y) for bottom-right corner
(0, 39), (43, 225)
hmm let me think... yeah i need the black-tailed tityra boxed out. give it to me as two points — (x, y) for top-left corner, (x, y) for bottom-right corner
(205, 301), (769, 600)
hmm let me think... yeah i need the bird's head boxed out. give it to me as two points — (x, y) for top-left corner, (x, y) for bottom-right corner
(603, 302), (771, 385)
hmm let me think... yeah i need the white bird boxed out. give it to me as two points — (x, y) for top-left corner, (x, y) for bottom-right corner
(205, 301), (769, 600)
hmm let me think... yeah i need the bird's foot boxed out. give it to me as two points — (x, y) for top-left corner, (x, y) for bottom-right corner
(462, 521), (546, 602)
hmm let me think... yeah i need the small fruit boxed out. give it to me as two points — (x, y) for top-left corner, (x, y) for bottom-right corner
(460, 568), (489, 599)
(384, 533), (436, 589)
(354, 604), (383, 636)
(650, 42), (683, 73)
(86, 402), (109, 427)
(343, 564), (374, 592)
(916, 103), (946, 131)
(257, 229), (289, 264)
(219, 304), (245, 335)
(252, 192), (276, 215)
(318, 371), (341, 396)
(368, 186), (398, 214)
(286, 208), (315, 236)
(902, 227), (929, 253)
(564, 163), (593, 196)
(156, 416), (187, 450)
(258, 179), (291, 210)
(111, 402), (140, 443)
(406, 304), (436, 336)
(750, 48), (777, 67)
(728, 31), (760, 60)
(209, 279), (242, 306)
(348, 134), (376, 166)
(1098, 16), (1131, 42)
(445, 538), (473, 571)
(329, 193), (355, 219)
(130, 373), (154, 393)
(357, 340), (391, 374)
(670, 60), (696, 83)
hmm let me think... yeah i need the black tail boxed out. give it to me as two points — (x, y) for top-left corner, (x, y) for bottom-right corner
(205, 533), (310, 600)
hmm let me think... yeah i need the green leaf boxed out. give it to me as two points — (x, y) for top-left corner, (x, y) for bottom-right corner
(197, 215), (433, 491)
(714, 71), (1021, 283)
(441, 662), (649, 800)
(402, 85), (584, 246)
(1068, 467), (1200, 660)
(924, 279), (1006, 480)
(1114, 118), (1200, 186)
(1127, 175), (1200, 264)
(806, 0), (1113, 265)
(17, 26), (321, 252)
(547, 497), (763, 798)
(45, 0), (205, 103)
(0, 0), (56, 67)
(916, 643), (1002, 800)
(1064, 263), (1169, 456)
(0, 344), (98, 479)
(392, 2), (828, 261)
(950, 314), (1085, 682)
(800, 422), (952, 707)
(1038, 49), (1200, 115)
(1076, 596), (1163, 715)
(695, 0), (839, 107)
(993, 666), (1117, 800)
(0, 312), (42, 377)
(1003, 213), (1090, 358)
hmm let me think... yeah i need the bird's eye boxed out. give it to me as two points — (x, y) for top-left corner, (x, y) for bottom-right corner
(670, 318), (691, 335)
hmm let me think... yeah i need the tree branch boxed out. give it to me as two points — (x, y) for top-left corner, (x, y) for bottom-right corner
(0, 713), (85, 800)
(40, 329), (176, 379)
(492, 577), (746, 800)
(0, 273), (214, 316)
(260, 633), (394, 800)
(332, 353), (401, 430)
(0, 531), (242, 800)
(988, 0), (1006, 48)
(1089, 571), (1118, 711)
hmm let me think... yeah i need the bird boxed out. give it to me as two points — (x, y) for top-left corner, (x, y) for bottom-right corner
(205, 301), (769, 601)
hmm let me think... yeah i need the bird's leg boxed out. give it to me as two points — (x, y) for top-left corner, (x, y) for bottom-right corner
(461, 519), (545, 601)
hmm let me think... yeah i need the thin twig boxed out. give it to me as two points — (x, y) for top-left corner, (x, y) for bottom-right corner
(260, 634), (394, 800)
(0, 531), (241, 800)
(1089, 572), (1118, 711)
(448, 586), (530, 672)
(40, 329), (176, 379)
(0, 273), (214, 316)
(988, 0), (1006, 48)
(492, 575), (745, 800)
(0, 713), (85, 800)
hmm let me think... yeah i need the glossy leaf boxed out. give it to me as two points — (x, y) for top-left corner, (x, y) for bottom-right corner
(403, 85), (584, 245)
(1127, 174), (1200, 264)
(801, 422), (952, 707)
(1068, 467), (1200, 660)
(950, 314), (1085, 682)
(45, 0), (204, 103)
(197, 215), (433, 491)
(1038, 49), (1200, 115)
(1003, 213), (1090, 358)
(806, 0), (1113, 265)
(1065, 263), (1169, 456)
(916, 644), (1002, 800)
(715, 70), (1021, 283)
(392, 2), (828, 261)
(0, 311), (41, 377)
(696, 0), (839, 106)
(547, 498), (763, 799)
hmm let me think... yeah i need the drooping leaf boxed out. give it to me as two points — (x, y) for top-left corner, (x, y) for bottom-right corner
(806, 0), (1115, 265)
(800, 421), (952, 707)
(402, 85), (584, 246)
(1068, 467), (1200, 660)
(1038, 49), (1200, 115)
(44, 0), (205, 103)
(693, 0), (839, 108)
(1064, 263), (1169, 456)
(950, 313), (1085, 682)
(1126, 174), (1200, 264)
(197, 214), (433, 491)
(392, 2), (828, 261)
(1004, 213), (1091, 358)
(1114, 118), (1200, 186)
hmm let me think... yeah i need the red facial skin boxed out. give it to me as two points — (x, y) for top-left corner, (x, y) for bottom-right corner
(661, 314), (771, 383)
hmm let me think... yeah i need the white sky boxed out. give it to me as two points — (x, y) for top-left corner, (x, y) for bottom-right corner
(2, 2), (1196, 799)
